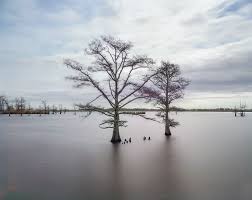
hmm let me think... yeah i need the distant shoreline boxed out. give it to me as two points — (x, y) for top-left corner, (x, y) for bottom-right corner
(1, 108), (251, 115)
(78, 108), (252, 113)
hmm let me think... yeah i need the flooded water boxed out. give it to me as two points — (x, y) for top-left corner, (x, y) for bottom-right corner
(0, 112), (252, 200)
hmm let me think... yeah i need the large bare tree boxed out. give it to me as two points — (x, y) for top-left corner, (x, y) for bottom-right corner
(64, 36), (155, 143)
(140, 61), (189, 136)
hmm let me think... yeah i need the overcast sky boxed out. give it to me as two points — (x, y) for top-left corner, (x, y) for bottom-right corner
(0, 0), (252, 108)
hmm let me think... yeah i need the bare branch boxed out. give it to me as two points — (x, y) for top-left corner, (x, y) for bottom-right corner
(64, 59), (114, 107)
(77, 104), (114, 117)
(120, 111), (160, 122)
(119, 71), (157, 104)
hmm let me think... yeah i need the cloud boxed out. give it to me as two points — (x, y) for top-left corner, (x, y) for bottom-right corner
(216, 0), (252, 18)
(1, 0), (252, 108)
(183, 38), (252, 92)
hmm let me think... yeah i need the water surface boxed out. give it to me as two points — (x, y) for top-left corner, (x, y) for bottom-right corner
(0, 112), (252, 200)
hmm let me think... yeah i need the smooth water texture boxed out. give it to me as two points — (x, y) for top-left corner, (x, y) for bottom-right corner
(0, 112), (252, 200)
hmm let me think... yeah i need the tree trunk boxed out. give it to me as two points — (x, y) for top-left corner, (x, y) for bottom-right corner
(111, 79), (121, 143)
(111, 111), (121, 143)
(165, 109), (171, 136)
(165, 69), (171, 136)
(165, 120), (171, 136)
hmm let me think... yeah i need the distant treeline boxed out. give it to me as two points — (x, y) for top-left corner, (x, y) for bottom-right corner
(1, 95), (250, 116)
(0, 95), (70, 116)
(79, 106), (252, 113)
(181, 108), (252, 112)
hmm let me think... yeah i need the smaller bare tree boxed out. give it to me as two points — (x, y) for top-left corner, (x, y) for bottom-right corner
(52, 105), (57, 114)
(0, 96), (12, 116)
(19, 97), (26, 116)
(38, 106), (42, 116)
(240, 101), (246, 117)
(15, 98), (20, 113)
(73, 105), (77, 115)
(59, 104), (63, 114)
(234, 106), (237, 117)
(28, 104), (32, 115)
(42, 100), (48, 114)
(7, 103), (12, 116)
(140, 61), (189, 136)
(0, 96), (13, 116)
(15, 97), (26, 116)
(47, 105), (50, 114)
(0, 95), (7, 114)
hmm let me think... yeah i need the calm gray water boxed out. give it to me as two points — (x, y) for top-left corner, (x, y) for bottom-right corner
(0, 112), (252, 200)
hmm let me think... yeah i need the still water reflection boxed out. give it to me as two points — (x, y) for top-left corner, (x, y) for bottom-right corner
(0, 112), (252, 200)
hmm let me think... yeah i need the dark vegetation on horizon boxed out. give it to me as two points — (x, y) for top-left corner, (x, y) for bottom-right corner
(1, 95), (250, 116)
(0, 96), (69, 116)
(80, 107), (252, 112)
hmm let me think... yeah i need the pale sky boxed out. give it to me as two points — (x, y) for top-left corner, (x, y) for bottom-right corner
(1, 0), (252, 109)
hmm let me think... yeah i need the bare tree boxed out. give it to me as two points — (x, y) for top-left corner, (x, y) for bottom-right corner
(73, 105), (77, 115)
(64, 36), (155, 143)
(39, 106), (42, 116)
(19, 97), (26, 116)
(47, 105), (50, 114)
(28, 104), (32, 115)
(41, 100), (48, 114)
(15, 97), (26, 116)
(240, 101), (246, 117)
(140, 61), (189, 136)
(7, 103), (12, 116)
(0, 96), (13, 116)
(52, 105), (57, 114)
(59, 104), (63, 114)
(15, 98), (20, 112)
(0, 95), (7, 113)
(0, 96), (12, 116)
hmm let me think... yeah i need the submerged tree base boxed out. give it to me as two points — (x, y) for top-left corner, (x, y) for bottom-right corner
(165, 125), (172, 136)
(110, 138), (122, 143)
(165, 132), (171, 136)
